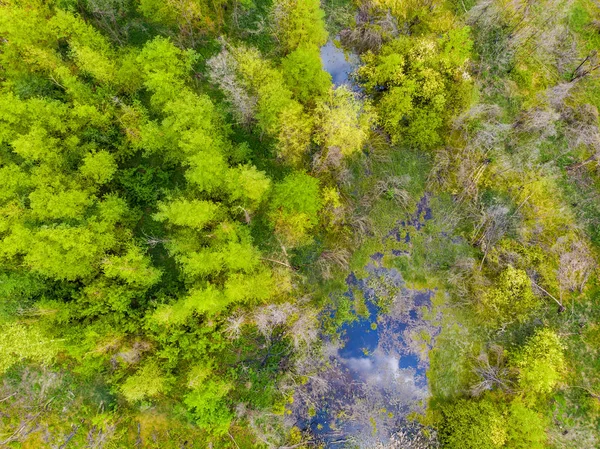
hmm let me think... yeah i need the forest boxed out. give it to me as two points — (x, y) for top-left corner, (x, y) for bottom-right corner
(0, 0), (600, 447)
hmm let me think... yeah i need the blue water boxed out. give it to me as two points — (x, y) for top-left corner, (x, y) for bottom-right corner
(304, 266), (434, 445)
(338, 317), (379, 359)
(320, 40), (359, 87)
(399, 353), (420, 369)
(297, 195), (439, 447)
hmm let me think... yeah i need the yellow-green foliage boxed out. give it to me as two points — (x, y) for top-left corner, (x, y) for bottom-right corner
(282, 45), (332, 104)
(235, 46), (313, 164)
(314, 86), (375, 157)
(121, 360), (172, 402)
(505, 399), (548, 449)
(272, 0), (328, 52)
(479, 266), (540, 325)
(0, 324), (59, 374)
(270, 172), (323, 247)
(102, 245), (162, 289)
(358, 27), (472, 148)
(138, 0), (228, 41)
(438, 397), (508, 449)
(366, 0), (456, 32)
(512, 328), (566, 397)
(437, 396), (549, 449)
(0, 0), (598, 446)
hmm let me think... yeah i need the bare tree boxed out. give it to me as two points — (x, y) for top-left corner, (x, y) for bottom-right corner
(470, 345), (514, 396)
(471, 203), (514, 259)
(570, 50), (600, 83)
(316, 249), (351, 280)
(81, 0), (136, 44)
(224, 312), (247, 340)
(340, 5), (398, 52)
(207, 45), (257, 126)
(554, 238), (595, 293)
(312, 146), (345, 174)
(514, 107), (560, 140)
(563, 104), (600, 171)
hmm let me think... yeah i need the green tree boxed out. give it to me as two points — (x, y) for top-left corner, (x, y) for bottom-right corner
(137, 36), (195, 106)
(314, 86), (374, 159)
(235, 46), (313, 164)
(480, 266), (540, 325)
(358, 27), (472, 149)
(506, 399), (548, 449)
(0, 323), (59, 374)
(272, 0), (328, 53)
(121, 359), (173, 402)
(512, 328), (565, 397)
(154, 199), (221, 230)
(269, 172), (322, 247)
(138, 0), (229, 45)
(79, 151), (118, 185)
(102, 245), (162, 289)
(282, 45), (332, 104)
(184, 364), (233, 435)
(438, 397), (507, 449)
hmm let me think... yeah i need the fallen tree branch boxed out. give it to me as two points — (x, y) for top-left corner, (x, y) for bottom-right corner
(531, 280), (564, 309)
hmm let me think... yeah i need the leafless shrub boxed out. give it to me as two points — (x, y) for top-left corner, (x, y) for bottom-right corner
(336, 167), (355, 189)
(373, 176), (411, 207)
(466, 0), (497, 29)
(470, 345), (513, 396)
(472, 122), (512, 153)
(555, 238), (595, 293)
(340, 5), (398, 53)
(253, 303), (296, 340)
(312, 146), (345, 174)
(316, 249), (351, 280)
(514, 107), (560, 139)
(447, 257), (479, 299)
(571, 50), (600, 82)
(245, 407), (285, 449)
(548, 418), (599, 449)
(113, 340), (152, 366)
(86, 424), (117, 449)
(563, 104), (600, 153)
(547, 82), (576, 109)
(452, 105), (510, 193)
(427, 149), (451, 190)
(288, 311), (319, 351)
(82, 0), (136, 44)
(0, 368), (63, 445)
(453, 104), (504, 131)
(550, 26), (579, 76)
(206, 46), (257, 126)
(224, 312), (246, 340)
(467, 0), (514, 71)
(142, 231), (169, 248)
(472, 204), (514, 252)
(252, 302), (319, 351)
(349, 215), (374, 243)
